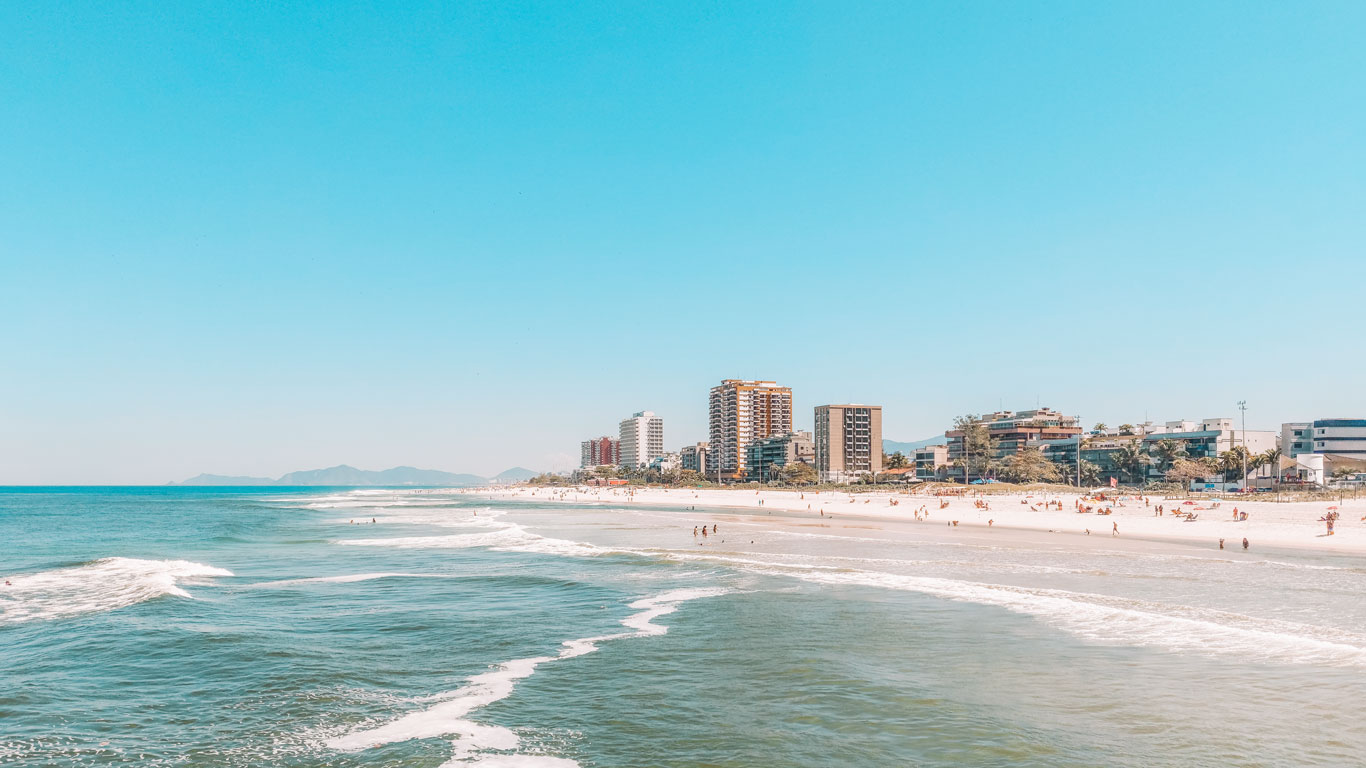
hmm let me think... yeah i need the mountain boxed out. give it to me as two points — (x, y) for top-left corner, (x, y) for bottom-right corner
(492, 467), (539, 483)
(174, 473), (275, 486)
(171, 465), (488, 487)
(883, 437), (947, 455)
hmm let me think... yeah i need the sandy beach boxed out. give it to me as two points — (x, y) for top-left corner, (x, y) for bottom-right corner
(473, 484), (1366, 555)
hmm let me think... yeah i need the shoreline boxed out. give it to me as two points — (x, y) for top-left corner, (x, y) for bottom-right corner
(470, 485), (1366, 556)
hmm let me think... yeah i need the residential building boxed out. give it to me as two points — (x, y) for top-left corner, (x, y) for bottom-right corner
(580, 436), (620, 468)
(619, 411), (664, 468)
(914, 444), (949, 481)
(680, 442), (709, 473)
(1306, 418), (1366, 460)
(1041, 416), (1278, 484)
(707, 380), (793, 481)
(649, 452), (681, 472)
(1282, 422), (1314, 458)
(814, 404), (883, 483)
(946, 408), (1080, 482)
(746, 431), (814, 483)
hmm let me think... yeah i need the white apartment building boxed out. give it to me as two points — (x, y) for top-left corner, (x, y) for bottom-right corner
(619, 411), (664, 468)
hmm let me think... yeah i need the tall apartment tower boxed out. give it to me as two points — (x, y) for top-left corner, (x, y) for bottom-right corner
(580, 436), (620, 467)
(814, 404), (883, 483)
(707, 380), (793, 481)
(618, 411), (664, 468)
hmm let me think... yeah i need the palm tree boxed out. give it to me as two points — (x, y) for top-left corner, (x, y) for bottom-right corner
(1093, 423), (1108, 433)
(1112, 442), (1149, 485)
(1218, 446), (1251, 483)
(1260, 448), (1282, 480)
(1149, 439), (1188, 472)
(1118, 424), (1136, 435)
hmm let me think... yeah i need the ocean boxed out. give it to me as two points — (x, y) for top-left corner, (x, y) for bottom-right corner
(3, 487), (1365, 767)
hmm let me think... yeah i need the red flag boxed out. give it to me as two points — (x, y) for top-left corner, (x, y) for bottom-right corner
(1110, 476), (1118, 488)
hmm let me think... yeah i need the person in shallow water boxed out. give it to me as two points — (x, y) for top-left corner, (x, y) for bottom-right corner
(1243, 537), (1250, 550)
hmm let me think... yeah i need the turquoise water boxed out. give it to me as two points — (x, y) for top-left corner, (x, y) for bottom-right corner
(4, 488), (1365, 767)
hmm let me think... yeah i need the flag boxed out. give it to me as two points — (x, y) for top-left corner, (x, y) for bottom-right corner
(1110, 476), (1118, 488)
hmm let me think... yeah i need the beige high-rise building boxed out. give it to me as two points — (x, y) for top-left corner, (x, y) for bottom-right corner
(707, 380), (793, 481)
(814, 404), (883, 483)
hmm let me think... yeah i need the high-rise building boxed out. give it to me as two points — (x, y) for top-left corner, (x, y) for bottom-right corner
(814, 404), (883, 483)
(619, 411), (664, 468)
(707, 380), (793, 481)
(580, 436), (620, 467)
(680, 442), (709, 473)
(746, 431), (815, 483)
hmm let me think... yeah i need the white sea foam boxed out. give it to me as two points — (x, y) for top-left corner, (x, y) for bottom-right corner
(250, 573), (463, 587)
(338, 523), (610, 559)
(0, 557), (232, 624)
(327, 587), (728, 764)
(739, 563), (1366, 668)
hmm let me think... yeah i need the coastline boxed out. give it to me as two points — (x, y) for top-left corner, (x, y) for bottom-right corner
(470, 485), (1366, 555)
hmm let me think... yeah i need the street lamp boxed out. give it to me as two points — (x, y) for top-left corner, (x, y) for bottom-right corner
(1238, 400), (1248, 492)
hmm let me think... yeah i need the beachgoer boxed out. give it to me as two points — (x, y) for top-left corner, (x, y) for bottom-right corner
(1219, 538), (1224, 549)
(1242, 537), (1249, 550)
(988, 519), (993, 527)
(712, 524), (717, 534)
(1112, 522), (1119, 537)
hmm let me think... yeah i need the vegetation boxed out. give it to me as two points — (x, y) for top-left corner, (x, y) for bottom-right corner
(950, 414), (1000, 482)
(1060, 459), (1101, 487)
(777, 462), (818, 485)
(1117, 424), (1137, 435)
(1218, 446), (1252, 482)
(884, 451), (909, 469)
(1000, 448), (1061, 483)
(1166, 457), (1216, 486)
(1149, 439), (1188, 472)
(1111, 442), (1150, 484)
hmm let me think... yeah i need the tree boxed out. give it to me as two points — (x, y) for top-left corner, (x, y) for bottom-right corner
(1118, 424), (1137, 435)
(1112, 441), (1150, 485)
(1149, 439), (1188, 472)
(952, 414), (1000, 482)
(885, 451), (909, 469)
(777, 461), (817, 485)
(1260, 448), (1282, 480)
(1062, 459), (1101, 486)
(1219, 446), (1252, 483)
(1001, 448), (1062, 483)
(1167, 458), (1216, 487)
(1093, 423), (1108, 433)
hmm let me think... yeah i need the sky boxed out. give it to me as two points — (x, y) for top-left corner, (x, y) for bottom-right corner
(2, 2), (1364, 483)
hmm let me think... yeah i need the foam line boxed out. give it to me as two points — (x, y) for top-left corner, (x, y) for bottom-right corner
(0, 557), (232, 624)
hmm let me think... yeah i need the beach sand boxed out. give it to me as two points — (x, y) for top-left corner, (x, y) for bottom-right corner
(472, 485), (1366, 554)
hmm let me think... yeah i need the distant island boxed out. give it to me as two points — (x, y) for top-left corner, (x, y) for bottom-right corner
(171, 465), (540, 487)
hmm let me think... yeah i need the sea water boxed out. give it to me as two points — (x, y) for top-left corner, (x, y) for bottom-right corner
(3, 487), (1364, 767)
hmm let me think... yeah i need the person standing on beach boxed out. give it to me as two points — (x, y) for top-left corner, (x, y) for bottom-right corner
(1242, 537), (1249, 550)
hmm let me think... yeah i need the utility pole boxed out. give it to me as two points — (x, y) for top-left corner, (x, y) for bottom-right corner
(1076, 415), (1083, 489)
(1238, 400), (1248, 492)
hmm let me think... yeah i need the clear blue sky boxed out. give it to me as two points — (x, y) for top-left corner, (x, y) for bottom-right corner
(2, 2), (1363, 483)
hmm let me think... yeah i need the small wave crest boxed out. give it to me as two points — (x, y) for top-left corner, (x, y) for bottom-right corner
(0, 557), (232, 624)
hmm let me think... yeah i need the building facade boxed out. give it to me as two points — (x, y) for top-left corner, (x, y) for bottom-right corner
(618, 411), (664, 468)
(914, 444), (950, 481)
(1039, 416), (1279, 485)
(746, 431), (814, 483)
(680, 442), (709, 473)
(707, 380), (793, 481)
(946, 408), (1080, 482)
(813, 404), (883, 483)
(1305, 419), (1366, 460)
(1282, 422), (1314, 458)
(580, 436), (620, 468)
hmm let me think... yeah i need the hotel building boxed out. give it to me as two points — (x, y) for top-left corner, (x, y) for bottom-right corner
(680, 442), (709, 473)
(619, 411), (664, 468)
(813, 404), (883, 483)
(746, 431), (814, 483)
(707, 380), (793, 481)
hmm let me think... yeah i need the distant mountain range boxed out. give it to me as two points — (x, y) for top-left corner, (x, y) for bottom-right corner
(171, 464), (533, 487)
(882, 437), (946, 455)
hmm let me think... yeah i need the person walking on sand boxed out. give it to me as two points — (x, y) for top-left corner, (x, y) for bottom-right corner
(1112, 521), (1119, 537)
(693, 526), (698, 537)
